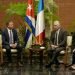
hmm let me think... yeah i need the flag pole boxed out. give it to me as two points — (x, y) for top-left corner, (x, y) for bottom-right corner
(50, 0), (53, 37)
(32, 0), (35, 45)
(25, 0), (36, 48)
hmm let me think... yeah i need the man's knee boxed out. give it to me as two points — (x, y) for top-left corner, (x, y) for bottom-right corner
(4, 45), (10, 50)
(73, 51), (75, 57)
(53, 48), (60, 55)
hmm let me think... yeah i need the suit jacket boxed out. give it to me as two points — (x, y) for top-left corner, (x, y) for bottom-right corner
(50, 28), (67, 47)
(72, 32), (75, 46)
(2, 28), (19, 46)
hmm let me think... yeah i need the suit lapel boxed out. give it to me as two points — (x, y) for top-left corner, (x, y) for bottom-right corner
(5, 29), (9, 42)
(12, 29), (14, 42)
(58, 29), (62, 42)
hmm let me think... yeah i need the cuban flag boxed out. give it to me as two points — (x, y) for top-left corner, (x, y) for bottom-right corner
(36, 0), (45, 45)
(24, 0), (35, 48)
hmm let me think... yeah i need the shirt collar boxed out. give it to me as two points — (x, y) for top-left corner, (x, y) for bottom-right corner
(56, 29), (60, 33)
(7, 28), (12, 31)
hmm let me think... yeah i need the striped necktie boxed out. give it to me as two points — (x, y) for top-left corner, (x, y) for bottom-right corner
(54, 31), (58, 45)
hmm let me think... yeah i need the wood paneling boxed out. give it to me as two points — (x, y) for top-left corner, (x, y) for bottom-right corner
(55, 0), (75, 31)
(0, 0), (27, 29)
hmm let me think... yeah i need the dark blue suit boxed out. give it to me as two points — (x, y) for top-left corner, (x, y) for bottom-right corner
(2, 28), (22, 63)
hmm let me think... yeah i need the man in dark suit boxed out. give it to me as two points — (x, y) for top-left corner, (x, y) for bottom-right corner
(70, 49), (75, 70)
(46, 20), (67, 68)
(69, 32), (75, 70)
(2, 20), (23, 66)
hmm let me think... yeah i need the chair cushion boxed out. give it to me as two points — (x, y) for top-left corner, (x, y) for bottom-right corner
(3, 49), (17, 53)
(60, 50), (65, 54)
(40, 46), (45, 49)
(73, 49), (75, 52)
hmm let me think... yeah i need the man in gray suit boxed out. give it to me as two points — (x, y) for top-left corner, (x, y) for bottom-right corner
(46, 20), (67, 68)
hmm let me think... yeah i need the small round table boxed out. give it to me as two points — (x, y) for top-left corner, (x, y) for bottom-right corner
(29, 47), (45, 65)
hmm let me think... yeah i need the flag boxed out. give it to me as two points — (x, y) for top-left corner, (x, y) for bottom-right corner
(35, 0), (45, 45)
(24, 0), (35, 48)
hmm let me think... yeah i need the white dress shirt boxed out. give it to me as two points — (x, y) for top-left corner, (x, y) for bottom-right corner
(7, 28), (14, 44)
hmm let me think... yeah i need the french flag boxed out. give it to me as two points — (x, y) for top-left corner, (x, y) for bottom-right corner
(35, 0), (45, 45)
(24, 0), (35, 48)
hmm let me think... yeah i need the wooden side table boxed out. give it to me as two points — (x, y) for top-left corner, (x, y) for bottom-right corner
(29, 47), (45, 65)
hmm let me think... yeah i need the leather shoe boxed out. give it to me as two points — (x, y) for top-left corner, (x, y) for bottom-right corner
(55, 65), (59, 68)
(69, 66), (75, 70)
(18, 62), (23, 67)
(8, 63), (12, 67)
(45, 63), (52, 68)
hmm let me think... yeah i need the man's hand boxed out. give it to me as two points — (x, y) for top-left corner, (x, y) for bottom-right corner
(15, 43), (17, 46)
(51, 45), (58, 49)
(10, 43), (17, 48)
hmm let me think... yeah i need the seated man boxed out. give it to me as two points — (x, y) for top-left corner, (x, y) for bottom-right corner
(2, 20), (23, 66)
(69, 32), (75, 70)
(46, 20), (67, 68)
(70, 50), (75, 70)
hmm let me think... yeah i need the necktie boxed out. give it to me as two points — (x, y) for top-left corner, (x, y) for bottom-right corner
(9, 30), (13, 44)
(54, 31), (58, 45)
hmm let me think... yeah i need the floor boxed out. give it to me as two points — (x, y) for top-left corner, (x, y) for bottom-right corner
(0, 52), (74, 75)
(0, 61), (75, 75)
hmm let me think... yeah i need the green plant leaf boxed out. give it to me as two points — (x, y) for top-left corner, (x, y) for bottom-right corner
(6, 2), (27, 17)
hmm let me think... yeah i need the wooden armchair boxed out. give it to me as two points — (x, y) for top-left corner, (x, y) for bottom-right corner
(29, 44), (45, 64)
(59, 35), (72, 65)
(0, 34), (17, 64)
